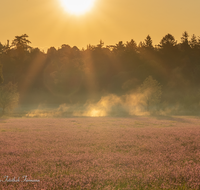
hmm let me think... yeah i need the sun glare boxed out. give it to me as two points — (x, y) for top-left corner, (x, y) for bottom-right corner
(60, 0), (95, 15)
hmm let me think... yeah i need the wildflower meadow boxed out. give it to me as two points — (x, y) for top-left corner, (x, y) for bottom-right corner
(0, 116), (200, 189)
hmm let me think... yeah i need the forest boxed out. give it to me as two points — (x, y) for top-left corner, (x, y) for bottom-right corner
(0, 32), (200, 115)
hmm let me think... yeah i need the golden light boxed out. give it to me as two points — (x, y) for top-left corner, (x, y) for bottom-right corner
(60, 0), (95, 15)
(89, 109), (106, 117)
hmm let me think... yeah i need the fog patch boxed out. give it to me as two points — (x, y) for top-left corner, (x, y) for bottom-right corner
(26, 104), (70, 117)
(73, 92), (152, 117)
(25, 92), (183, 118)
(73, 94), (123, 117)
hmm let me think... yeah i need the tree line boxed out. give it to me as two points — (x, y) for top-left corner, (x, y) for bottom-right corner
(0, 32), (200, 114)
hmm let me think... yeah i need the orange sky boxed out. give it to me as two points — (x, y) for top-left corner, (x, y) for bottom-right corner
(1, 0), (200, 51)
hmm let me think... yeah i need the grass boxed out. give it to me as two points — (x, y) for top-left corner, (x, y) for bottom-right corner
(0, 116), (200, 189)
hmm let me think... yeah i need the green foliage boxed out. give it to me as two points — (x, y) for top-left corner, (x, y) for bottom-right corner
(0, 82), (19, 114)
(140, 76), (162, 112)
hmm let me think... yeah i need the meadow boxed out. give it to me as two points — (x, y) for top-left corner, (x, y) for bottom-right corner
(0, 116), (200, 189)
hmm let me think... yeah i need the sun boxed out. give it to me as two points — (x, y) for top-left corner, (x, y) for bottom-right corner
(60, 0), (95, 15)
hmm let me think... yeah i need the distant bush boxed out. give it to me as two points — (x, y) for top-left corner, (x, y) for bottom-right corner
(0, 82), (19, 114)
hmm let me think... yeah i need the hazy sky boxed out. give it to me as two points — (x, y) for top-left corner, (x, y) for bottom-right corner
(1, 0), (200, 51)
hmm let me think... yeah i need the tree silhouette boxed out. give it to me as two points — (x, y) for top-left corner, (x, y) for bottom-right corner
(181, 31), (189, 44)
(96, 40), (104, 49)
(180, 31), (190, 52)
(0, 40), (10, 55)
(144, 35), (153, 49)
(11, 34), (31, 52)
(159, 33), (177, 50)
(190, 34), (198, 49)
(125, 39), (137, 52)
(113, 41), (125, 54)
